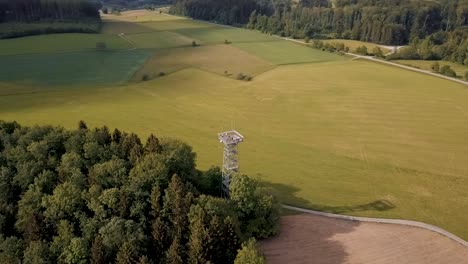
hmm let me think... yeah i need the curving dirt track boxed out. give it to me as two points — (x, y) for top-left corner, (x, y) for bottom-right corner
(261, 214), (468, 264)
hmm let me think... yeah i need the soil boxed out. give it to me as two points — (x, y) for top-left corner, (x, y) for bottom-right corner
(261, 214), (468, 264)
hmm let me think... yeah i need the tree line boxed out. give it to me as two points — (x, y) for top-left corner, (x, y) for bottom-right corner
(0, 0), (102, 38)
(0, 0), (101, 23)
(0, 120), (278, 263)
(170, 0), (468, 45)
(170, 0), (467, 65)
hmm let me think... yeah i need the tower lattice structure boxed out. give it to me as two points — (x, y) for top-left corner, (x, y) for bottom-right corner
(218, 130), (244, 197)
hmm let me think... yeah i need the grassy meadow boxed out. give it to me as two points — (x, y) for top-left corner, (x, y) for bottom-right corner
(1, 10), (468, 240)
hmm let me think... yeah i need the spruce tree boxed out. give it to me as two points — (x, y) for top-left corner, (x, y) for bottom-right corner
(116, 242), (138, 264)
(165, 236), (183, 264)
(145, 134), (162, 154)
(90, 236), (106, 264)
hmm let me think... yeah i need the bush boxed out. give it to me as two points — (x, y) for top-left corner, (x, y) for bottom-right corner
(96, 42), (107, 50)
(304, 37), (310, 43)
(355, 46), (368, 55)
(465, 71), (468, 81)
(159, 72), (166, 77)
(397, 46), (420, 60)
(372, 47), (384, 58)
(224, 39), (231, 44)
(440, 65), (456, 78)
(236, 73), (252, 81)
(142, 74), (149, 81)
(431, 62), (440, 72)
(192, 40), (198, 47)
(234, 238), (265, 264)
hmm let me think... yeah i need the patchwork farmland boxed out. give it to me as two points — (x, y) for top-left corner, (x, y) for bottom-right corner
(1, 9), (468, 244)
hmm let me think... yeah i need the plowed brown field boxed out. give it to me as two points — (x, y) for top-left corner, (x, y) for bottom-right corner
(262, 214), (468, 264)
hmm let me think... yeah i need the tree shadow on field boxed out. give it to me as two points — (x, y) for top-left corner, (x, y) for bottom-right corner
(259, 181), (396, 264)
(262, 181), (395, 214)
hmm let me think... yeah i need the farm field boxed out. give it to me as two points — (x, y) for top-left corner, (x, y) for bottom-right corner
(0, 10), (468, 241)
(0, 33), (132, 55)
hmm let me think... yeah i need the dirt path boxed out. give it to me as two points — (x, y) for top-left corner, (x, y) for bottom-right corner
(262, 214), (468, 264)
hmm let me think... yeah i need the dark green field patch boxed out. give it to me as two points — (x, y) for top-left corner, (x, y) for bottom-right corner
(0, 50), (152, 86)
(0, 33), (132, 56)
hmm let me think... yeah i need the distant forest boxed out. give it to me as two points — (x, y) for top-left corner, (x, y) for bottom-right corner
(171, 0), (468, 44)
(0, 121), (277, 263)
(0, 0), (102, 38)
(102, 0), (173, 9)
(0, 0), (101, 23)
(171, 0), (468, 64)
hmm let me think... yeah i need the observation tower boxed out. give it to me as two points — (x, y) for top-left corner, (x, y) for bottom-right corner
(218, 130), (244, 197)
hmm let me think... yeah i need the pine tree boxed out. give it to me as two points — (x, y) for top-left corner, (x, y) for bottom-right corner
(116, 242), (138, 264)
(91, 236), (106, 264)
(163, 175), (193, 239)
(78, 120), (88, 130)
(150, 186), (162, 218)
(188, 206), (208, 264)
(165, 236), (183, 264)
(138, 256), (150, 264)
(145, 134), (162, 154)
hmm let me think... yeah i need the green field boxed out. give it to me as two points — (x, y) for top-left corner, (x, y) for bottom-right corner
(0, 51), (151, 85)
(0, 33), (132, 55)
(234, 41), (346, 65)
(395, 60), (468, 78)
(1, 11), (468, 240)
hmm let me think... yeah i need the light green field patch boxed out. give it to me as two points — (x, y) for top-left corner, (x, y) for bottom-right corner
(233, 41), (346, 65)
(174, 27), (279, 44)
(0, 50), (151, 86)
(132, 44), (274, 81)
(139, 19), (214, 31)
(125, 31), (193, 49)
(101, 20), (154, 35)
(103, 10), (185, 22)
(0, 33), (132, 55)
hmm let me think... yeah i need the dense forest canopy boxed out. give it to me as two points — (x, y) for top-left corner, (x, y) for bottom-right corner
(101, 0), (173, 9)
(0, 121), (278, 263)
(170, 0), (468, 45)
(0, 0), (101, 23)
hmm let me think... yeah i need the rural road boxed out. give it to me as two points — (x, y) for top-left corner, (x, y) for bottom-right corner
(282, 204), (468, 247)
(282, 37), (468, 86)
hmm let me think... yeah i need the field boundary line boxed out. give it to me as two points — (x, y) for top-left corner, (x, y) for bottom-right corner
(117, 33), (137, 51)
(160, 13), (468, 86)
(282, 204), (468, 247)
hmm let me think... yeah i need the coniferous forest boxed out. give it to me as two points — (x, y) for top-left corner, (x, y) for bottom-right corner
(171, 0), (468, 65)
(0, 0), (102, 38)
(0, 121), (278, 263)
